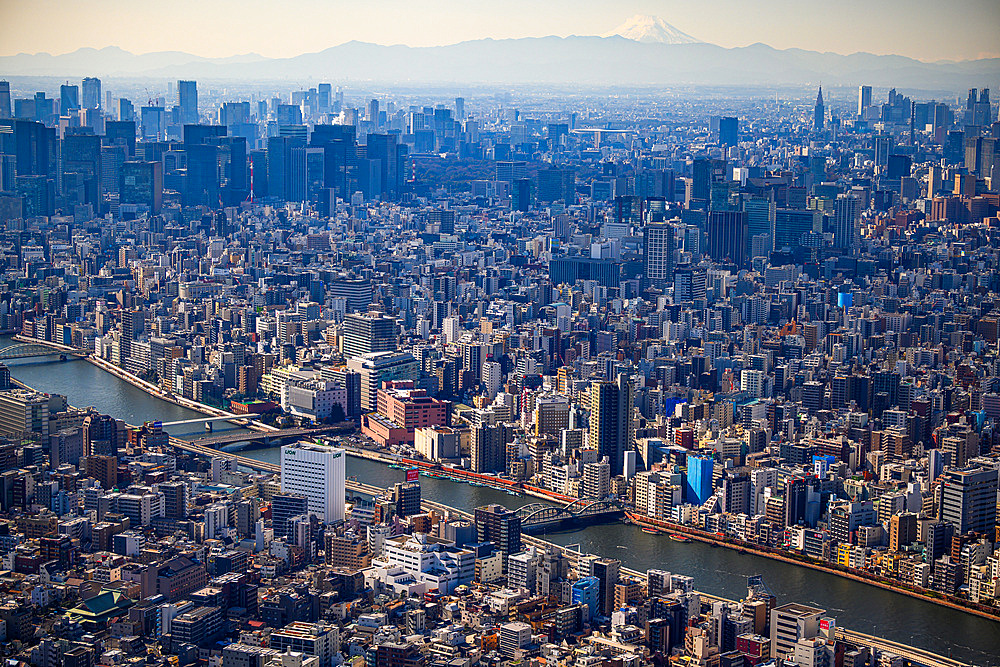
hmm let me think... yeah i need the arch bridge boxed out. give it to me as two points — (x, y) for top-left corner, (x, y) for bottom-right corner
(515, 498), (626, 532)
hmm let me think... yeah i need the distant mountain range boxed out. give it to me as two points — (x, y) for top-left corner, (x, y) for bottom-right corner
(2, 19), (997, 90)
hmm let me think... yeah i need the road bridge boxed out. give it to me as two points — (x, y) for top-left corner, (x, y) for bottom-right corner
(174, 423), (353, 448)
(515, 498), (626, 533)
(0, 342), (89, 360)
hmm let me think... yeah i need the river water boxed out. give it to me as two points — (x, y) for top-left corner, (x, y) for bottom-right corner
(3, 344), (997, 665)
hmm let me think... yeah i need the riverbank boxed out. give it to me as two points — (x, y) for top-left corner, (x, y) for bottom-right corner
(11, 334), (277, 432)
(18, 332), (577, 506)
(14, 334), (998, 644)
(627, 511), (1000, 623)
(338, 445), (576, 505)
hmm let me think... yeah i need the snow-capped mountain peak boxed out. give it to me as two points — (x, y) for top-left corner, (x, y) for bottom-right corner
(602, 14), (702, 45)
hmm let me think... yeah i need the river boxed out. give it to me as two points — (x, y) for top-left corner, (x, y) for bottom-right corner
(3, 344), (997, 665)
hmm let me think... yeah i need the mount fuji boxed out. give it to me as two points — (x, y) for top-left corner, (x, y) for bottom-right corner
(602, 14), (702, 45)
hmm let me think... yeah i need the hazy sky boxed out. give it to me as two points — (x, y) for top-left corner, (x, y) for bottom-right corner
(2, 0), (998, 61)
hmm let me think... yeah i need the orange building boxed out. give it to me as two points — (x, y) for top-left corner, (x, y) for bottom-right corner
(362, 380), (449, 447)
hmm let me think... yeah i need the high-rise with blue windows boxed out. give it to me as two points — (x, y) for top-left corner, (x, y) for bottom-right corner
(686, 455), (714, 505)
(571, 576), (600, 620)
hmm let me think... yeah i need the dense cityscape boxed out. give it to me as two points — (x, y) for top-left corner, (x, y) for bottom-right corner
(0, 7), (999, 667)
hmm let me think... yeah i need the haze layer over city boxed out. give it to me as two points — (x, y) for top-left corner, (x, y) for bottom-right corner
(0, 2), (998, 667)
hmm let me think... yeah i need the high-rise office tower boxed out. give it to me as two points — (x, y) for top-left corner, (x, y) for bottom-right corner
(686, 455), (714, 505)
(813, 86), (825, 131)
(718, 116), (738, 147)
(178, 80), (198, 125)
(939, 467), (998, 535)
(391, 481), (421, 518)
(858, 85), (872, 118)
(120, 161), (163, 213)
(368, 98), (379, 124)
(774, 209), (820, 250)
(62, 132), (103, 207)
(342, 312), (398, 360)
(536, 167), (576, 204)
(364, 133), (406, 200)
(475, 504), (522, 562)
(267, 135), (293, 200)
(156, 480), (190, 520)
(471, 423), (513, 473)
(317, 83), (332, 112)
(455, 97), (465, 120)
(673, 266), (708, 302)
(833, 195), (859, 251)
(60, 84), (79, 116)
(105, 120), (136, 157)
(589, 373), (635, 476)
(707, 210), (748, 267)
(280, 443), (346, 523)
(642, 222), (675, 290)
(743, 195), (775, 257)
(81, 77), (102, 109)
(82, 413), (125, 457)
(0, 81), (10, 118)
(784, 477), (809, 527)
(140, 106), (165, 141)
(118, 98), (134, 123)
(271, 491), (309, 533)
(496, 160), (527, 183)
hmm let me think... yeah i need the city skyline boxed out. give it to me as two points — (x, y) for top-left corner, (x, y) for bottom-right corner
(2, 0), (999, 62)
(1, 2), (1000, 665)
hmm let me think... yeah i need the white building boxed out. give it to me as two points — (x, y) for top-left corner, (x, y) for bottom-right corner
(280, 443), (346, 523)
(375, 533), (475, 594)
(285, 379), (347, 422)
(442, 316), (461, 344)
(741, 369), (766, 398)
(414, 425), (461, 460)
(482, 360), (502, 400)
(499, 621), (532, 658)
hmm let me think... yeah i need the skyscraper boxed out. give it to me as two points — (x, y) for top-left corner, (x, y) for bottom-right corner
(364, 133), (406, 200)
(744, 195), (775, 257)
(60, 84), (79, 116)
(589, 373), (634, 476)
(939, 467), (998, 535)
(342, 312), (398, 360)
(62, 132), (102, 207)
(857, 85), (872, 118)
(718, 116), (738, 148)
(774, 209), (820, 250)
(271, 491), (309, 534)
(471, 423), (513, 473)
(0, 81), (10, 119)
(813, 86), (825, 131)
(833, 194), (859, 251)
(707, 210), (748, 267)
(280, 443), (346, 523)
(178, 80), (198, 125)
(642, 222), (675, 290)
(120, 161), (163, 213)
(81, 77), (102, 109)
(686, 455), (714, 505)
(475, 504), (522, 563)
